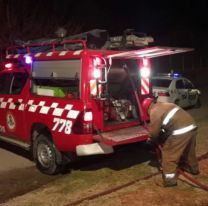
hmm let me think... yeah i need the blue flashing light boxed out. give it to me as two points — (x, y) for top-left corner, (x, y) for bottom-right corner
(25, 56), (33, 64)
(173, 73), (180, 78)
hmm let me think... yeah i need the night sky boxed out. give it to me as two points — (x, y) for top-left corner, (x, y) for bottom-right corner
(0, 0), (207, 84)
(0, 0), (208, 52)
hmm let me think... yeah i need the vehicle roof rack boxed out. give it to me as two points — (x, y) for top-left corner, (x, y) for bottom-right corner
(7, 29), (154, 55)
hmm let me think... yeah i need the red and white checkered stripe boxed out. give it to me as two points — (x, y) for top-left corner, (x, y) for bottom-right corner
(6, 50), (83, 59)
(0, 98), (24, 111)
(27, 100), (79, 119)
(0, 98), (79, 119)
(141, 78), (150, 95)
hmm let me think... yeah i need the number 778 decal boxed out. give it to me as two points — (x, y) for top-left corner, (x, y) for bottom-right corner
(52, 118), (73, 134)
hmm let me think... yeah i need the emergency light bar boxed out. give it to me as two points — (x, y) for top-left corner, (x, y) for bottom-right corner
(157, 72), (181, 78)
(172, 73), (180, 78)
(24, 56), (33, 64)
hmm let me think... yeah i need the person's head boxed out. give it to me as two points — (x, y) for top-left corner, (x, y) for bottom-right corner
(142, 97), (154, 118)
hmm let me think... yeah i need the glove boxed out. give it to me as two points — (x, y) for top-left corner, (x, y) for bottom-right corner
(156, 130), (169, 144)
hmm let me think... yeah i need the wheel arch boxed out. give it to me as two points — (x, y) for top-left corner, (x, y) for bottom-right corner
(31, 123), (58, 162)
(31, 123), (52, 143)
(31, 123), (63, 169)
(174, 99), (180, 105)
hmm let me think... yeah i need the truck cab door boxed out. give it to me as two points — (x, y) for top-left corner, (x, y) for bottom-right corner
(183, 78), (198, 107)
(175, 79), (188, 107)
(0, 73), (13, 134)
(0, 72), (28, 140)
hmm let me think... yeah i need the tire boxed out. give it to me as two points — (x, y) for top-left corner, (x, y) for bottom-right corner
(194, 96), (201, 108)
(174, 99), (179, 105)
(33, 134), (62, 175)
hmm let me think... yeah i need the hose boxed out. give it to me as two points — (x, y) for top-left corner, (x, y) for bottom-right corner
(177, 168), (208, 191)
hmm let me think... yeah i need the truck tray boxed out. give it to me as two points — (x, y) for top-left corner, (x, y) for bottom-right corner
(93, 126), (149, 146)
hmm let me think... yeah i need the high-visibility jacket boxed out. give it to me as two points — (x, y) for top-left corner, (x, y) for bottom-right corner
(148, 102), (196, 138)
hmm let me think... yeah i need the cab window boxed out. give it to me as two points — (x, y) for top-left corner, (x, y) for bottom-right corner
(176, 80), (184, 89)
(11, 73), (28, 94)
(183, 79), (194, 89)
(0, 73), (12, 94)
(0, 72), (28, 95)
(152, 79), (171, 88)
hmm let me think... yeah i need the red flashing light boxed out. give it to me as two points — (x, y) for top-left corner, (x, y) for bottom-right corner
(93, 56), (106, 68)
(143, 58), (149, 67)
(93, 57), (102, 67)
(93, 68), (101, 79)
(5, 63), (13, 69)
(139, 58), (150, 68)
(92, 56), (104, 79)
(139, 58), (151, 78)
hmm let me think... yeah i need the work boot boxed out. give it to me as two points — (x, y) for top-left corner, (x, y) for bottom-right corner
(180, 165), (200, 175)
(163, 173), (177, 187)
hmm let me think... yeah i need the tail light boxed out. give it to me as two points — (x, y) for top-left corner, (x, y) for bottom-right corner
(83, 110), (93, 133)
(73, 110), (93, 134)
(158, 91), (170, 97)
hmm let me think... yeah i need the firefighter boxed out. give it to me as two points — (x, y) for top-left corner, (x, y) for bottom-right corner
(142, 98), (199, 187)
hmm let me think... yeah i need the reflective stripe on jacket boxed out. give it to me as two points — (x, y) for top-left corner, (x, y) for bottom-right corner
(148, 102), (196, 138)
(162, 107), (196, 135)
(162, 107), (180, 126)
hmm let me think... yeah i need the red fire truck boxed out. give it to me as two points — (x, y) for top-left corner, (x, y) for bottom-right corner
(0, 32), (192, 174)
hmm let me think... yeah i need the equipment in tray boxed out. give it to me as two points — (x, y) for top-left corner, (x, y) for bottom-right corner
(104, 98), (136, 121)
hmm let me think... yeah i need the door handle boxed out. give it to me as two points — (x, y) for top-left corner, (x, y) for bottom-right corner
(14, 101), (21, 106)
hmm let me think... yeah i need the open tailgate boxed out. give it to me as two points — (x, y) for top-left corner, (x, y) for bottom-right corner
(106, 46), (194, 59)
(95, 46), (193, 146)
(93, 126), (149, 146)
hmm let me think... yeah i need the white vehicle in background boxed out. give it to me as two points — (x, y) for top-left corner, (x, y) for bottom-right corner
(152, 73), (201, 108)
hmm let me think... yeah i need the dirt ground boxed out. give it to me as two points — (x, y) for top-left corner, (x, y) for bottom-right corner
(77, 158), (208, 206)
(0, 88), (208, 206)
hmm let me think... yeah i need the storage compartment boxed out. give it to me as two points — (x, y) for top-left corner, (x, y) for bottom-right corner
(103, 59), (140, 126)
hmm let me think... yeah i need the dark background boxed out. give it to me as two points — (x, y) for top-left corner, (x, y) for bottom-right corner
(0, 0), (207, 86)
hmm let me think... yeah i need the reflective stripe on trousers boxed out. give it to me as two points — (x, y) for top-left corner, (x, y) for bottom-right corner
(164, 173), (176, 179)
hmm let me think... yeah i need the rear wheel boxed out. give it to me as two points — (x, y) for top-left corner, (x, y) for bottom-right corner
(33, 134), (62, 175)
(194, 96), (201, 108)
(174, 99), (179, 105)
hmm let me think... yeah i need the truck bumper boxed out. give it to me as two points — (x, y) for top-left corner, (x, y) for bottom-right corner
(76, 143), (114, 156)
